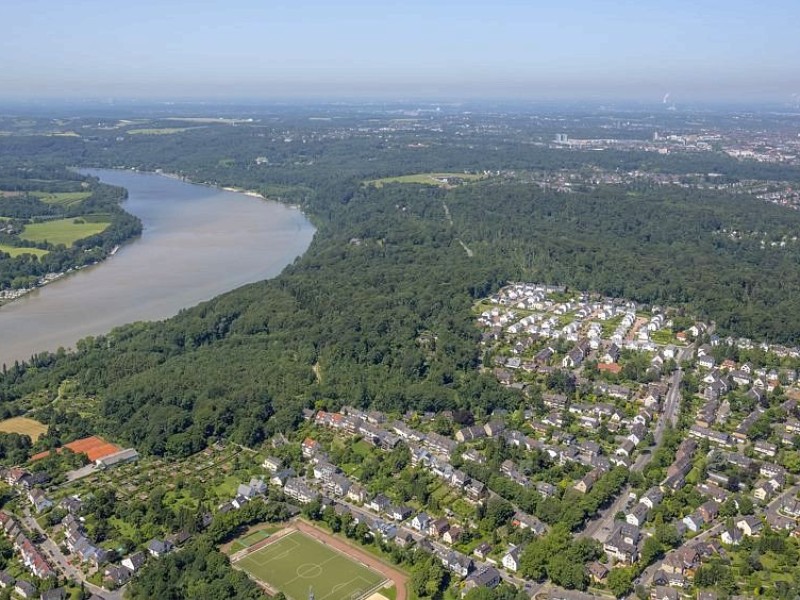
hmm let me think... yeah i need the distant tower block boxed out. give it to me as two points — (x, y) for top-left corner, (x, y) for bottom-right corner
(554, 133), (568, 143)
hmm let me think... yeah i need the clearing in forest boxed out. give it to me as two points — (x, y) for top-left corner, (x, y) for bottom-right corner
(0, 417), (48, 441)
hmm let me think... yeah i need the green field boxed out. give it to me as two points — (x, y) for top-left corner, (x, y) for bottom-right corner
(231, 529), (272, 552)
(0, 244), (49, 258)
(31, 191), (92, 206)
(21, 218), (110, 247)
(366, 172), (484, 188)
(234, 530), (385, 600)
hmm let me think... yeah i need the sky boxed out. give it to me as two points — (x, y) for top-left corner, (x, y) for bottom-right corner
(1, 0), (798, 103)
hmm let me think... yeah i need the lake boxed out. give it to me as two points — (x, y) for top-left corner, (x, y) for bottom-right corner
(0, 169), (315, 366)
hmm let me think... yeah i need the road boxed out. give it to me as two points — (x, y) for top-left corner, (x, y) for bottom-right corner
(581, 363), (686, 543)
(21, 507), (123, 600)
(765, 483), (800, 527)
(322, 491), (544, 594)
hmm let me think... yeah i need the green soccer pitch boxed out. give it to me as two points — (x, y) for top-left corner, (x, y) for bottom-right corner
(234, 530), (386, 600)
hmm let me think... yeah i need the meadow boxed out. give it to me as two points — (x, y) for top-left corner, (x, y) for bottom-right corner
(365, 172), (484, 188)
(0, 417), (48, 441)
(0, 244), (49, 258)
(21, 217), (110, 247)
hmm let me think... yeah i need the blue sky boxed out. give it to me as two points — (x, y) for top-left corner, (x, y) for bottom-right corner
(1, 0), (798, 102)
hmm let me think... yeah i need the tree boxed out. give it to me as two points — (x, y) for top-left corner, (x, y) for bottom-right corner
(607, 567), (635, 597)
(640, 536), (664, 566)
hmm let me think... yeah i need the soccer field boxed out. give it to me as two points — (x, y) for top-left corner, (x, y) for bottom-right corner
(234, 530), (386, 600)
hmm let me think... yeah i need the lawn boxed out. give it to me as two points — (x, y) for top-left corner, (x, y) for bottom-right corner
(234, 530), (385, 600)
(650, 329), (678, 345)
(0, 244), (49, 258)
(0, 417), (48, 441)
(366, 172), (484, 188)
(21, 217), (110, 247)
(230, 529), (273, 552)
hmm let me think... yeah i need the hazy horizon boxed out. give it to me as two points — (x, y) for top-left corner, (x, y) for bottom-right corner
(2, 0), (799, 104)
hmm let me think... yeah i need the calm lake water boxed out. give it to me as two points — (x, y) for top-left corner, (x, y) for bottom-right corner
(0, 169), (315, 366)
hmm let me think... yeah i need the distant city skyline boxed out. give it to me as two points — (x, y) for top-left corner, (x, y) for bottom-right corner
(1, 0), (798, 103)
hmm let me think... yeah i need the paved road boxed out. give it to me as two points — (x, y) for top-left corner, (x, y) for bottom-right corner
(765, 483), (800, 527)
(21, 508), (122, 600)
(323, 491), (543, 593)
(581, 363), (686, 543)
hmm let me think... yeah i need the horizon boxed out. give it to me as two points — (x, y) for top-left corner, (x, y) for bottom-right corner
(2, 0), (799, 104)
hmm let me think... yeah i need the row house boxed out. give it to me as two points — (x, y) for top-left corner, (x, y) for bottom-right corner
(15, 534), (56, 579)
(423, 433), (457, 458)
(733, 408), (766, 442)
(688, 425), (732, 447)
(283, 478), (319, 504)
(391, 421), (424, 443)
(455, 425), (486, 443)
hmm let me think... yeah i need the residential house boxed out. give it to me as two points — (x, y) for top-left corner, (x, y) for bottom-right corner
(473, 542), (492, 560)
(683, 511), (706, 533)
(411, 513), (430, 532)
(14, 581), (36, 599)
(639, 487), (664, 509)
(626, 503), (649, 527)
(28, 489), (52, 513)
(146, 539), (173, 558)
(441, 551), (473, 578)
(443, 527), (462, 545)
(283, 478), (319, 504)
(262, 456), (283, 472)
(301, 438), (321, 458)
(367, 494), (391, 513)
(347, 485), (368, 504)
(122, 551), (147, 573)
(502, 546), (521, 572)
(721, 526), (743, 546)
(461, 567), (501, 597)
(587, 561), (609, 584)
(574, 469), (601, 494)
(428, 518), (450, 538)
(736, 516), (763, 537)
(0, 572), (13, 589)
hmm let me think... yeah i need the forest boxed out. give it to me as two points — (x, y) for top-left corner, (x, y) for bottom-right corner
(2, 117), (800, 458)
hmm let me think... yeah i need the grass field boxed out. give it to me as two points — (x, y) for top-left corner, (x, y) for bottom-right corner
(31, 191), (92, 207)
(365, 172), (484, 188)
(230, 529), (272, 552)
(21, 218), (110, 247)
(0, 417), (47, 441)
(234, 530), (385, 600)
(0, 244), (49, 258)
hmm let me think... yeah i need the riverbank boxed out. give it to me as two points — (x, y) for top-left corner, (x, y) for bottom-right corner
(0, 168), (315, 368)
